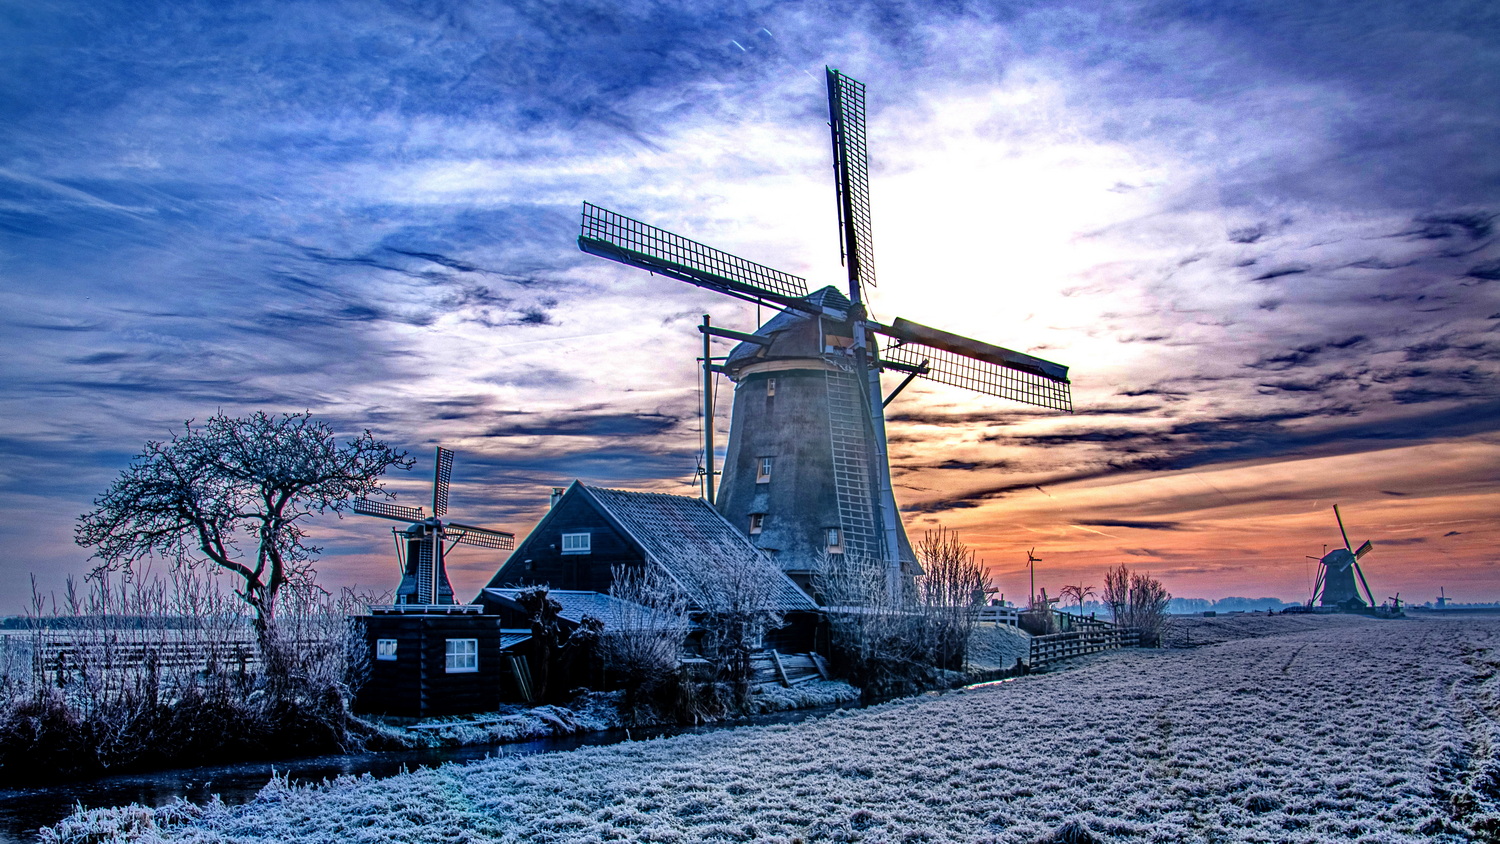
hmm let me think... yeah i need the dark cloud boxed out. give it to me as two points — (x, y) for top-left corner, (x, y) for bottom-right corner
(483, 411), (683, 439)
(1079, 519), (1186, 531)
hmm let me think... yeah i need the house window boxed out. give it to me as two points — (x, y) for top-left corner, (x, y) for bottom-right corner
(756, 456), (773, 483)
(766, 377), (777, 396)
(749, 513), (765, 535)
(561, 532), (591, 555)
(376, 639), (398, 661)
(826, 527), (843, 551)
(445, 638), (478, 673)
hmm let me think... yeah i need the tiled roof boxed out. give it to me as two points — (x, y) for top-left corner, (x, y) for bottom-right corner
(581, 486), (816, 612)
(482, 588), (684, 633)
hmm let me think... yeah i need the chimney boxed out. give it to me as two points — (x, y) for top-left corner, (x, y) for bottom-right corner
(549, 487), (565, 509)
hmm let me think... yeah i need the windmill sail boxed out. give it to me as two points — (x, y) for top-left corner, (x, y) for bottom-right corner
(579, 203), (813, 309)
(827, 68), (878, 297)
(353, 497), (426, 523)
(446, 522), (516, 550)
(432, 446), (453, 516)
(877, 317), (1073, 412)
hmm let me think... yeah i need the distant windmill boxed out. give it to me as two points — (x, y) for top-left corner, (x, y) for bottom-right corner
(353, 447), (515, 606)
(1309, 505), (1377, 609)
(578, 68), (1072, 596)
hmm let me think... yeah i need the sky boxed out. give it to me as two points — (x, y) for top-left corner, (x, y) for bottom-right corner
(2, 0), (1497, 614)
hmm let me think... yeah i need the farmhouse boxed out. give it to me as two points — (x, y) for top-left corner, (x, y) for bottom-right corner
(356, 482), (818, 717)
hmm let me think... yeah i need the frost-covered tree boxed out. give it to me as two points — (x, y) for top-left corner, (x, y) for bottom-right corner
(1103, 564), (1172, 646)
(916, 526), (987, 671)
(75, 411), (411, 653)
(605, 564), (690, 715)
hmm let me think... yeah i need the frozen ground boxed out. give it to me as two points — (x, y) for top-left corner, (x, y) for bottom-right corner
(1161, 612), (1380, 649)
(967, 623), (1032, 672)
(45, 616), (1500, 843)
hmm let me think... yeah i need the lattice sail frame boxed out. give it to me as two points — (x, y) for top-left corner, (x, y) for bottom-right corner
(352, 497), (426, 523)
(432, 447), (453, 516)
(579, 203), (809, 303)
(827, 68), (878, 297)
(881, 342), (1073, 412)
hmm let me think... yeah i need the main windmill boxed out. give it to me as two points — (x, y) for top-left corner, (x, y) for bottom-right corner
(578, 68), (1073, 595)
(1309, 504), (1377, 610)
(353, 447), (515, 606)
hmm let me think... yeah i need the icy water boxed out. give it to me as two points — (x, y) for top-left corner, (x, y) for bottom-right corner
(0, 704), (860, 843)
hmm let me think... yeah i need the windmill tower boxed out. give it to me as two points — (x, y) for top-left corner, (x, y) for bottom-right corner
(353, 447), (515, 606)
(578, 69), (1072, 596)
(1310, 504), (1377, 609)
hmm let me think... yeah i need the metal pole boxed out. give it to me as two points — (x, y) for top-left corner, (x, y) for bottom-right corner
(702, 314), (715, 504)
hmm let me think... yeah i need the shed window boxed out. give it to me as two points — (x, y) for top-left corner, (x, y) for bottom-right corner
(756, 457), (773, 483)
(375, 638), (398, 661)
(826, 527), (843, 551)
(445, 638), (478, 673)
(749, 513), (765, 535)
(561, 532), (591, 555)
(766, 377), (777, 396)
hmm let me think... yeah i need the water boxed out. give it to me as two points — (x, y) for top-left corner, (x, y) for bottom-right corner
(0, 705), (859, 842)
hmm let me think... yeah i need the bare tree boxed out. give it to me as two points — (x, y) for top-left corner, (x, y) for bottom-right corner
(696, 552), (784, 705)
(815, 551), (930, 693)
(605, 564), (690, 716)
(1103, 564), (1172, 646)
(76, 411), (411, 654)
(1059, 582), (1097, 617)
(916, 527), (987, 671)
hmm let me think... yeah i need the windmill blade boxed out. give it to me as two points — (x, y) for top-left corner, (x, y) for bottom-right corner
(1354, 539), (1373, 559)
(1352, 561), (1377, 609)
(432, 446), (453, 517)
(352, 497), (426, 523)
(445, 522), (517, 550)
(875, 317), (1072, 411)
(578, 203), (814, 311)
(1333, 505), (1352, 551)
(827, 68), (877, 299)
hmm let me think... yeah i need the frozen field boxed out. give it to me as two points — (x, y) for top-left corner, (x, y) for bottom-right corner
(47, 615), (1500, 843)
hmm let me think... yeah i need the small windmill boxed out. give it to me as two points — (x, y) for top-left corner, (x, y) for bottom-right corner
(1309, 505), (1377, 609)
(353, 447), (515, 606)
(578, 69), (1072, 597)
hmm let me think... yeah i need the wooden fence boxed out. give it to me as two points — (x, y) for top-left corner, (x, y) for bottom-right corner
(0, 630), (328, 680)
(1028, 627), (1141, 666)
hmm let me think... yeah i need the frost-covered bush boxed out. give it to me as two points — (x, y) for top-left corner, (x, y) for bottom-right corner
(0, 571), (381, 784)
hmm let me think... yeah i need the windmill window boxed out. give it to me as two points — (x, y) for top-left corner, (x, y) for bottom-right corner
(766, 378), (777, 396)
(445, 638), (478, 673)
(826, 528), (843, 551)
(375, 639), (398, 661)
(749, 513), (765, 534)
(561, 532), (591, 555)
(756, 457), (773, 483)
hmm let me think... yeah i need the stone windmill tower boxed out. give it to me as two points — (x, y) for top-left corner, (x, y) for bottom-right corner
(578, 69), (1073, 594)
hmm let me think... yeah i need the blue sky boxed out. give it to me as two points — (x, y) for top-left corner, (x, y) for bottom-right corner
(2, 0), (1498, 610)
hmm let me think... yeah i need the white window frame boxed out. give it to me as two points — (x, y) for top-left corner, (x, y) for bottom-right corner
(749, 513), (765, 535)
(375, 638), (398, 661)
(826, 527), (843, 551)
(756, 456), (773, 484)
(445, 638), (478, 673)
(561, 532), (592, 555)
(766, 377), (777, 396)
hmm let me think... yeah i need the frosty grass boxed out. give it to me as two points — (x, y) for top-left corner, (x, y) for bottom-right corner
(45, 615), (1500, 843)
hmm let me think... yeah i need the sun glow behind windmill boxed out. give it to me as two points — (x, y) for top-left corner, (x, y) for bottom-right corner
(577, 68), (1073, 597)
(353, 447), (514, 606)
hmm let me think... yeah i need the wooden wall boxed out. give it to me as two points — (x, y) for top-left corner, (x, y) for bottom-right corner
(356, 615), (508, 718)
